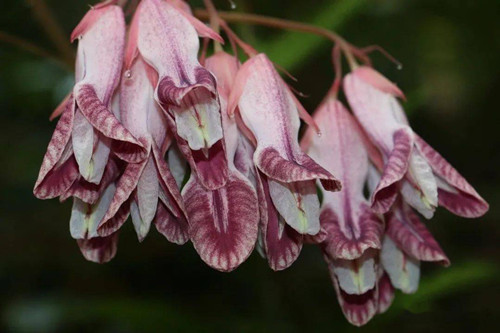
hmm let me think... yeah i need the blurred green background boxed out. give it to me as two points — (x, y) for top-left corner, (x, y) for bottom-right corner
(1, 0), (499, 332)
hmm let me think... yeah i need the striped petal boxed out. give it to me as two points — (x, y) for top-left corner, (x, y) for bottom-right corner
(304, 99), (383, 258)
(232, 54), (340, 191)
(182, 173), (259, 272)
(34, 96), (78, 199)
(377, 272), (395, 314)
(415, 135), (489, 217)
(258, 174), (303, 271)
(387, 201), (449, 265)
(76, 232), (119, 264)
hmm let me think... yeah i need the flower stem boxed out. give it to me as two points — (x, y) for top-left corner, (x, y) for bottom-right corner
(193, 9), (362, 58)
(203, 0), (222, 52)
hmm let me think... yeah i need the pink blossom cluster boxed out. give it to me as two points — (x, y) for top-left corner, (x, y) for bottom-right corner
(33, 0), (488, 326)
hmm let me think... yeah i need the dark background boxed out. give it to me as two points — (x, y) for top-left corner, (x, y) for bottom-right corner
(0, 0), (498, 332)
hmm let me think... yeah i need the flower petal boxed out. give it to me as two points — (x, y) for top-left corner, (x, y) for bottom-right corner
(352, 66), (405, 99)
(75, 84), (146, 163)
(381, 236), (420, 294)
(268, 180), (320, 235)
(154, 198), (189, 245)
(377, 272), (395, 314)
(76, 232), (119, 264)
(415, 135), (489, 217)
(34, 96), (78, 199)
(234, 54), (340, 191)
(330, 250), (378, 295)
(258, 174), (303, 271)
(182, 172), (259, 272)
(371, 127), (414, 213)
(387, 202), (449, 265)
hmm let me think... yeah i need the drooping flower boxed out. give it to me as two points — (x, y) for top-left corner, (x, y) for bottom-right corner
(33, 3), (146, 201)
(97, 56), (189, 244)
(131, 0), (228, 190)
(181, 52), (259, 272)
(229, 53), (341, 236)
(344, 66), (488, 218)
(302, 96), (383, 326)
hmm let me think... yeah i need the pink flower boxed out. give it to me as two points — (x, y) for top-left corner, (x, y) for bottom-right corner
(229, 54), (341, 236)
(181, 52), (259, 272)
(33, 3), (145, 201)
(131, 0), (228, 190)
(344, 66), (488, 218)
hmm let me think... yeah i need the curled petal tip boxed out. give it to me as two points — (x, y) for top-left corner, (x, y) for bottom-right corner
(353, 66), (406, 99)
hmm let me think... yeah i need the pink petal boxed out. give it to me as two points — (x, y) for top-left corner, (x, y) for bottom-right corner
(233, 54), (340, 191)
(371, 127), (414, 213)
(61, 158), (120, 204)
(321, 205), (383, 260)
(381, 236), (420, 294)
(97, 160), (148, 237)
(415, 135), (489, 217)
(258, 174), (303, 271)
(164, 112), (228, 190)
(182, 172), (259, 272)
(34, 97), (78, 199)
(154, 199), (189, 245)
(74, 5), (125, 105)
(387, 202), (449, 265)
(304, 99), (383, 258)
(377, 272), (395, 314)
(352, 66), (405, 99)
(76, 232), (119, 264)
(74, 84), (146, 163)
(327, 251), (379, 326)
(70, 4), (116, 42)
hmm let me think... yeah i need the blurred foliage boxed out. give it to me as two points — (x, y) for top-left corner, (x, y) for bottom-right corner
(0, 0), (499, 332)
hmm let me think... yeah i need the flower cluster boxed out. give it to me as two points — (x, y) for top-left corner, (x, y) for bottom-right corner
(33, 0), (488, 326)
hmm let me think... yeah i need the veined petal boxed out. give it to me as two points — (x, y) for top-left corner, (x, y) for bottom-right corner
(415, 135), (489, 217)
(136, 155), (160, 236)
(387, 201), (449, 265)
(34, 97), (78, 199)
(381, 236), (420, 294)
(233, 54), (340, 191)
(98, 160), (148, 237)
(377, 272), (395, 314)
(182, 172), (259, 272)
(154, 198), (189, 245)
(61, 158), (120, 204)
(327, 251), (378, 327)
(164, 112), (228, 190)
(321, 205), (383, 260)
(75, 84), (146, 163)
(304, 99), (383, 258)
(371, 127), (414, 213)
(74, 5), (125, 105)
(268, 180), (320, 235)
(76, 232), (119, 264)
(258, 174), (303, 271)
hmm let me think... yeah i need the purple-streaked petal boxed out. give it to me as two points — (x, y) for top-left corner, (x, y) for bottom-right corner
(387, 202), (450, 265)
(258, 174), (303, 271)
(97, 160), (148, 237)
(381, 236), (420, 294)
(76, 232), (119, 264)
(415, 135), (489, 217)
(268, 179), (320, 235)
(327, 252), (378, 327)
(154, 199), (189, 245)
(61, 158), (120, 204)
(34, 96), (77, 199)
(304, 99), (383, 258)
(371, 127), (414, 213)
(182, 172), (259, 272)
(165, 112), (228, 190)
(75, 84), (146, 163)
(377, 272), (395, 314)
(321, 205), (383, 260)
(233, 54), (340, 191)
